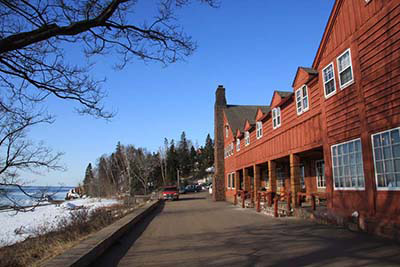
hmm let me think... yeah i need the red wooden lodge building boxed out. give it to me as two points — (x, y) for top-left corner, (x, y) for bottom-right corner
(213, 0), (400, 235)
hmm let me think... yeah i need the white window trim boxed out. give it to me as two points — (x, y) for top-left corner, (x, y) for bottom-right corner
(236, 138), (240, 152)
(315, 160), (326, 189)
(245, 131), (250, 146)
(231, 172), (236, 189)
(227, 173), (231, 189)
(225, 125), (229, 138)
(337, 48), (354, 90)
(256, 121), (263, 139)
(371, 127), (400, 191)
(296, 85), (309, 115)
(272, 107), (281, 129)
(331, 138), (365, 191)
(323, 62), (337, 99)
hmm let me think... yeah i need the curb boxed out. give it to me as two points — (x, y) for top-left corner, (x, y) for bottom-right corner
(43, 199), (161, 267)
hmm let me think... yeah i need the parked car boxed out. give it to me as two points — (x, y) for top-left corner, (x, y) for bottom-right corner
(179, 186), (186, 194)
(185, 185), (195, 193)
(161, 186), (179, 201)
(209, 184), (212, 194)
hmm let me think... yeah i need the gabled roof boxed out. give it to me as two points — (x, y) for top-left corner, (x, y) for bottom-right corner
(225, 105), (269, 134)
(292, 67), (319, 87)
(312, 0), (342, 68)
(300, 67), (318, 75)
(276, 91), (293, 99)
(270, 90), (293, 108)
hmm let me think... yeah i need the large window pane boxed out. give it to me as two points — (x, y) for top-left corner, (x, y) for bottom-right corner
(392, 144), (400, 158)
(340, 68), (352, 85)
(372, 128), (400, 189)
(392, 130), (400, 144)
(337, 49), (353, 87)
(373, 135), (381, 147)
(331, 138), (365, 189)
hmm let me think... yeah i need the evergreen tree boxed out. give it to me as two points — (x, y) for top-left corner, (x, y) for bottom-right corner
(166, 140), (178, 185)
(83, 163), (94, 196)
(177, 131), (191, 177)
(204, 134), (214, 167)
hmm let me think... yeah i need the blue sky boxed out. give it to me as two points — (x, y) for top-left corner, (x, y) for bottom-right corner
(26, 0), (335, 186)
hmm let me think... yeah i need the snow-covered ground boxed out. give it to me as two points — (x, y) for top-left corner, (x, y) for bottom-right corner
(0, 197), (119, 247)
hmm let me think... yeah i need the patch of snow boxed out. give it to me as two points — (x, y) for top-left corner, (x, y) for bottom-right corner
(0, 197), (119, 247)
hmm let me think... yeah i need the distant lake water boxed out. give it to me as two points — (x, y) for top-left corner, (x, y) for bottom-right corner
(0, 185), (74, 207)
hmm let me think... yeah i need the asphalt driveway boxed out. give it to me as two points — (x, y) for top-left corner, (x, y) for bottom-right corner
(92, 192), (400, 267)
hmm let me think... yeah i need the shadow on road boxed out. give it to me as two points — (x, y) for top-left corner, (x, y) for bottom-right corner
(88, 201), (165, 267)
(175, 197), (206, 201)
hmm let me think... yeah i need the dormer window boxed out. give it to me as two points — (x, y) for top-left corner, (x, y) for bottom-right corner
(296, 85), (309, 115)
(337, 48), (354, 89)
(323, 63), (336, 98)
(245, 131), (250, 146)
(236, 138), (240, 151)
(256, 121), (263, 139)
(272, 108), (281, 129)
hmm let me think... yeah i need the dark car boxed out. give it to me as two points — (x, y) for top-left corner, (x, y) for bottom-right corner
(179, 186), (186, 194)
(162, 186), (179, 200)
(185, 184), (202, 193)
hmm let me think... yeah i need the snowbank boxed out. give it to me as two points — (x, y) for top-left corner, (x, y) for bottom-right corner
(0, 198), (119, 247)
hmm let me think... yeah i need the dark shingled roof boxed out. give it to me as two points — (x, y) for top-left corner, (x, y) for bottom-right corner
(225, 105), (270, 134)
(275, 91), (293, 99)
(299, 67), (318, 75)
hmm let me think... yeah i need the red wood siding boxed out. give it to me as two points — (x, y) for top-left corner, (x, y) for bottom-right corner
(221, 0), (400, 222)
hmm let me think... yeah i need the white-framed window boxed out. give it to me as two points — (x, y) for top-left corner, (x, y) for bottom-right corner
(256, 121), (263, 139)
(277, 167), (285, 187)
(224, 143), (234, 158)
(315, 160), (326, 188)
(296, 85), (309, 115)
(225, 125), (229, 138)
(337, 48), (354, 89)
(300, 165), (305, 190)
(231, 172), (236, 189)
(272, 107), (281, 129)
(227, 173), (230, 189)
(372, 127), (400, 190)
(323, 63), (336, 98)
(245, 131), (250, 146)
(236, 138), (240, 152)
(331, 138), (365, 190)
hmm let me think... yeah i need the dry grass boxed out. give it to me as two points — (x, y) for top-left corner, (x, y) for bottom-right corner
(0, 203), (136, 267)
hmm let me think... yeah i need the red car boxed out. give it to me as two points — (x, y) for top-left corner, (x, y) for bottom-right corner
(161, 186), (179, 201)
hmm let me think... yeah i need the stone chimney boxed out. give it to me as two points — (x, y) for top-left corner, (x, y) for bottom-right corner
(213, 85), (226, 201)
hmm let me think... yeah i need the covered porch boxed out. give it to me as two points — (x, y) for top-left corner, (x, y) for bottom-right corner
(234, 146), (327, 216)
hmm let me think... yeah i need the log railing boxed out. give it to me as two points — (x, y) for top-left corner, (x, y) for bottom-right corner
(297, 192), (327, 210)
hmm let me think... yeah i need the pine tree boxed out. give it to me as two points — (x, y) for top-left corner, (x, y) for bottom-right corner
(204, 133), (214, 167)
(166, 140), (178, 185)
(177, 131), (191, 177)
(189, 145), (197, 174)
(83, 163), (94, 196)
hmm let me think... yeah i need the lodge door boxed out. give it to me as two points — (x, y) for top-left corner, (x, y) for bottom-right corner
(315, 160), (326, 188)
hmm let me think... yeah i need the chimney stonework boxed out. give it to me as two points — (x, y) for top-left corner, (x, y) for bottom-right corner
(213, 85), (226, 201)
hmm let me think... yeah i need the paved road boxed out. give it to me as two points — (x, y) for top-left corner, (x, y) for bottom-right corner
(93, 192), (400, 267)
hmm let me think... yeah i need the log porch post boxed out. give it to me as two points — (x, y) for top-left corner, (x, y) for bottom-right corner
(253, 164), (261, 200)
(268, 160), (277, 193)
(243, 167), (251, 192)
(290, 153), (301, 207)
